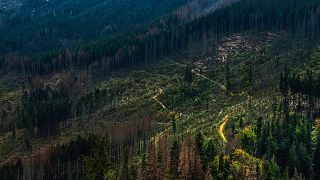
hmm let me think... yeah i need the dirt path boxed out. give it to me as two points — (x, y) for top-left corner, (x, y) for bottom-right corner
(219, 115), (229, 143)
(166, 57), (235, 143)
(152, 88), (168, 110)
(166, 57), (231, 94)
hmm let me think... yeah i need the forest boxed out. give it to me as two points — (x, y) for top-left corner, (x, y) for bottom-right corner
(0, 0), (320, 179)
(0, 0), (187, 54)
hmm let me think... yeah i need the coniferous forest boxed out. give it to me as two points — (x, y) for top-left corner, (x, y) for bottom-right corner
(1, 0), (320, 179)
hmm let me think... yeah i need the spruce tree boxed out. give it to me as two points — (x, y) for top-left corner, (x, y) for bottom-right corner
(184, 65), (193, 84)
(313, 136), (320, 179)
(256, 117), (263, 142)
(263, 156), (280, 180)
(195, 132), (205, 169)
(84, 137), (113, 180)
(298, 144), (311, 179)
(287, 142), (299, 177)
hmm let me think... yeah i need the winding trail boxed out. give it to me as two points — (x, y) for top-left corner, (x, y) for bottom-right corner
(152, 88), (168, 110)
(166, 57), (234, 142)
(219, 115), (229, 143)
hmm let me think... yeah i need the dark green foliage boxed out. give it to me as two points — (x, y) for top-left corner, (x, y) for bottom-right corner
(204, 139), (216, 166)
(195, 132), (204, 153)
(84, 136), (114, 180)
(217, 154), (229, 180)
(257, 123), (268, 157)
(184, 65), (193, 84)
(1, 110), (7, 132)
(253, 70), (316, 179)
(287, 142), (299, 177)
(171, 115), (177, 134)
(246, 63), (253, 92)
(140, 154), (147, 179)
(0, 0), (187, 54)
(263, 156), (280, 180)
(225, 63), (232, 92)
(188, 0), (320, 38)
(0, 160), (23, 180)
(256, 117), (262, 144)
(19, 87), (71, 137)
(239, 127), (257, 155)
(195, 132), (206, 169)
(314, 136), (320, 179)
(280, 69), (290, 125)
(297, 144), (312, 179)
(128, 164), (138, 180)
(289, 70), (320, 97)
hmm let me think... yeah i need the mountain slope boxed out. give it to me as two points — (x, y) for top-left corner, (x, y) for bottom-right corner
(1, 0), (320, 179)
(0, 0), (187, 54)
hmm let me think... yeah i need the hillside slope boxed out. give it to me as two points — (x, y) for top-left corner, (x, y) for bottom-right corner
(0, 0), (187, 54)
(0, 0), (320, 179)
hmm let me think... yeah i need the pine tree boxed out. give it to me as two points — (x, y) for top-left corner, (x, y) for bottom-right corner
(263, 156), (280, 180)
(184, 65), (193, 84)
(238, 126), (256, 155)
(257, 123), (268, 157)
(195, 132), (205, 169)
(297, 144), (311, 179)
(256, 117), (263, 143)
(2, 110), (7, 132)
(280, 68), (290, 125)
(84, 136), (113, 180)
(217, 154), (226, 180)
(287, 142), (299, 177)
(313, 136), (320, 179)
(171, 114), (177, 134)
(204, 138), (216, 164)
(225, 63), (231, 92)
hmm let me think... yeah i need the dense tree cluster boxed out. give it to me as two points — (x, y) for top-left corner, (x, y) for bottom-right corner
(18, 87), (71, 137)
(0, 0), (187, 54)
(289, 70), (320, 97)
(194, 68), (320, 179)
(188, 0), (320, 38)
